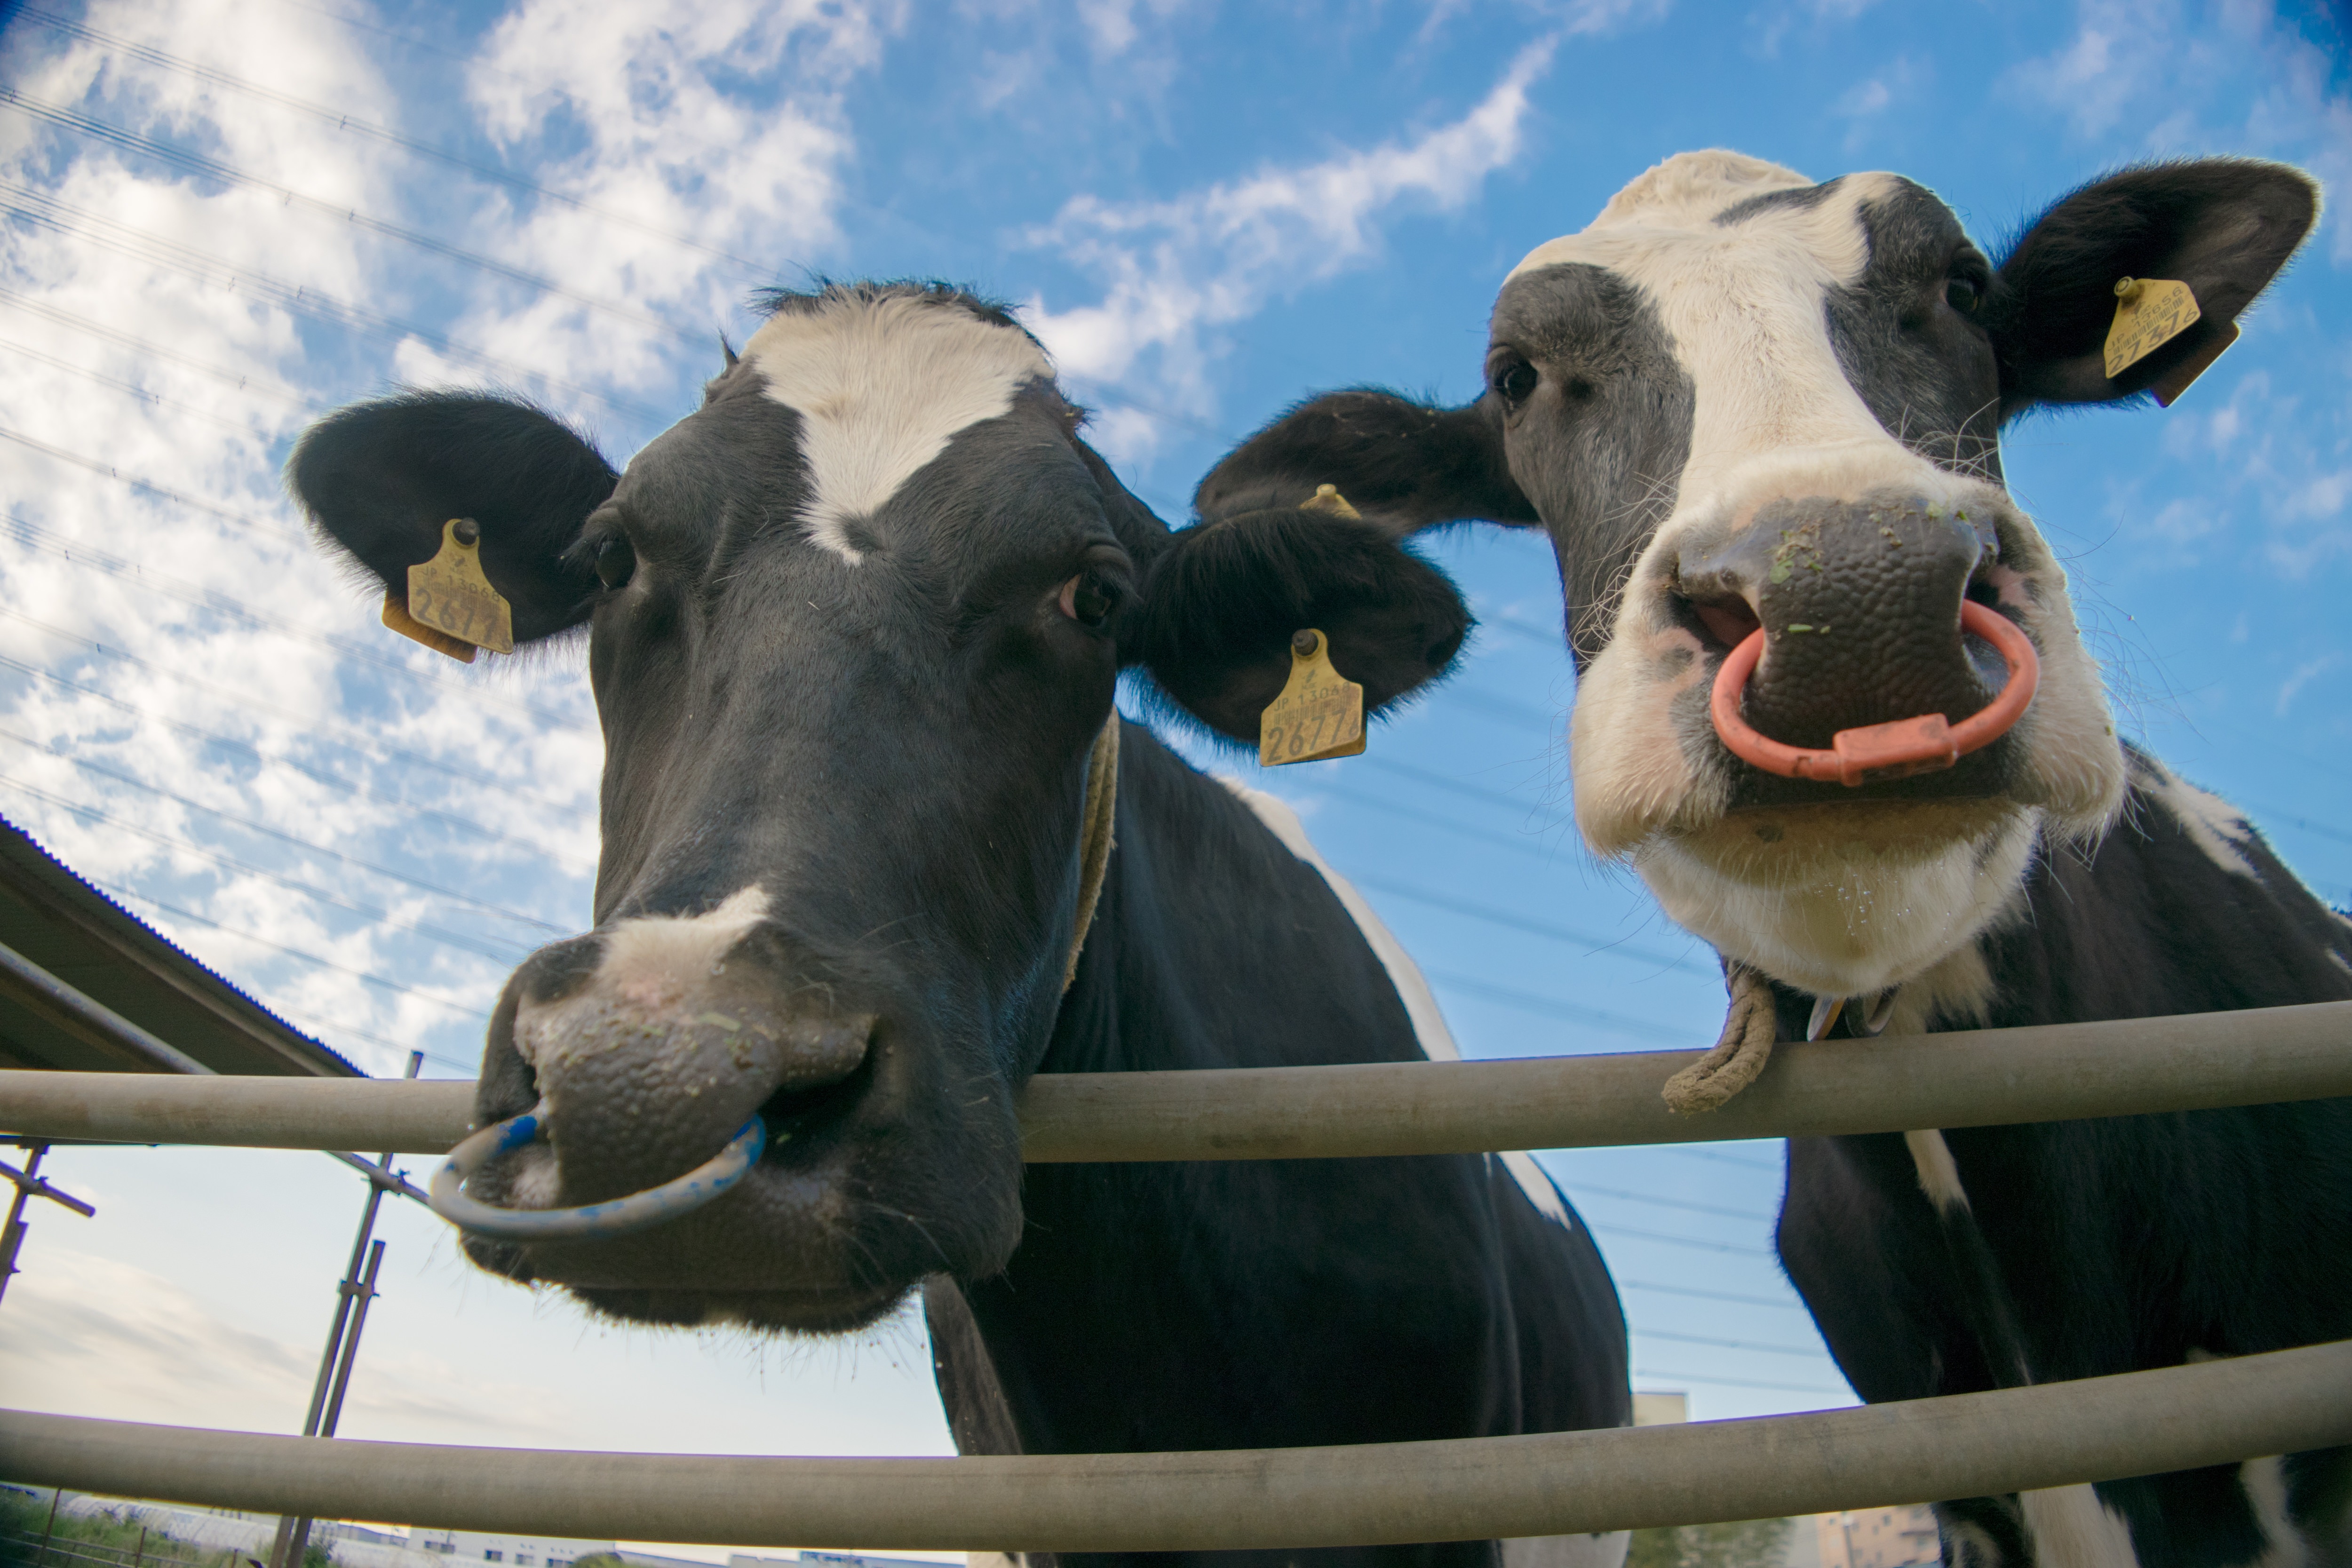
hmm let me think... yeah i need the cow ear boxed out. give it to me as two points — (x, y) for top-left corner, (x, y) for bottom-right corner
(1991, 159), (2319, 418)
(287, 391), (618, 644)
(1193, 389), (1538, 535)
(1124, 505), (1473, 745)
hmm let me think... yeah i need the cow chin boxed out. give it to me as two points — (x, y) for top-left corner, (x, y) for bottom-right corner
(1634, 799), (2039, 999)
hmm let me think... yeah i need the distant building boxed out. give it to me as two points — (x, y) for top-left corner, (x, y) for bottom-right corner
(1630, 1391), (1688, 1425)
(1815, 1506), (1939, 1568)
(410, 1530), (614, 1568)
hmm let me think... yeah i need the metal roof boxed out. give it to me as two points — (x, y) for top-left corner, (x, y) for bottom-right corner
(0, 812), (359, 1077)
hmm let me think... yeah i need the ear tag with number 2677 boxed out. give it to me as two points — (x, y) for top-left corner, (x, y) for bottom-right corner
(1259, 629), (1365, 767)
(382, 517), (516, 662)
(2105, 277), (2235, 406)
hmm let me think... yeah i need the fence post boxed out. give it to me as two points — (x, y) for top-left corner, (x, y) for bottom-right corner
(37, 1486), (60, 1566)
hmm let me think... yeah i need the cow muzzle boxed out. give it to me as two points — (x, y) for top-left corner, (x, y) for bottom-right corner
(440, 916), (877, 1248)
(1677, 493), (2038, 788)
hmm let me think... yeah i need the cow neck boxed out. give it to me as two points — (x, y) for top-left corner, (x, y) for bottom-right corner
(1061, 712), (1120, 992)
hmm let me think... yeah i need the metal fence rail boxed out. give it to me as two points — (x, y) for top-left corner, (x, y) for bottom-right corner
(4, 1000), (2346, 1161)
(5, 1344), (2350, 1550)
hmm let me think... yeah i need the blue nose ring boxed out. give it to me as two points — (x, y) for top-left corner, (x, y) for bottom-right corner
(429, 1101), (768, 1242)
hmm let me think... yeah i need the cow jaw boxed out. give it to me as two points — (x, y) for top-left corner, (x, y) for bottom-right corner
(1635, 799), (2037, 1000)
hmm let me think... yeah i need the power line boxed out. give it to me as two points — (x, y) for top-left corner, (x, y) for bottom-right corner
(1565, 1182), (1775, 1226)
(0, 88), (703, 344)
(1354, 870), (1714, 976)
(0, 337), (277, 434)
(1422, 966), (1690, 1045)
(1359, 753), (1572, 829)
(1585, 1221), (1771, 1258)
(21, 7), (775, 279)
(1669, 1146), (1780, 1174)
(0, 725), (569, 932)
(0, 604), (588, 813)
(0, 286), (319, 406)
(1635, 1366), (1843, 1396)
(0, 424), (302, 538)
(0, 511), (584, 726)
(0, 774), (534, 965)
(1634, 1328), (1827, 1361)
(95, 877), (496, 1021)
(0, 182), (672, 424)
(0, 651), (596, 871)
(1619, 1279), (1806, 1311)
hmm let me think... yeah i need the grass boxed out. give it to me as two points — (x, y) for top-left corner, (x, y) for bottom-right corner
(0, 1488), (272, 1568)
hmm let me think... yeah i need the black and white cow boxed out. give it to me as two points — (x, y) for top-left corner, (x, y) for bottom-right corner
(287, 283), (1631, 1568)
(1186, 155), (2352, 1567)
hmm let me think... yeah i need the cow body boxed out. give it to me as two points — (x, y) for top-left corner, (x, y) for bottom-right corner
(1187, 156), (2352, 1566)
(289, 282), (1629, 1568)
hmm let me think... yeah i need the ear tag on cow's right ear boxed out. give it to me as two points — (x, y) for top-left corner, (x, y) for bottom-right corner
(1259, 629), (1366, 767)
(389, 517), (516, 660)
(2104, 277), (2203, 382)
(1298, 484), (1361, 521)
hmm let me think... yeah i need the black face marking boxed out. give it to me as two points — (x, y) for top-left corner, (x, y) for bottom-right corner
(1486, 262), (1694, 663)
(1712, 174), (1846, 226)
(1825, 180), (2006, 483)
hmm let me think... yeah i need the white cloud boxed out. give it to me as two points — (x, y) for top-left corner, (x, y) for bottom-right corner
(1018, 36), (1560, 460)
(454, 0), (896, 399)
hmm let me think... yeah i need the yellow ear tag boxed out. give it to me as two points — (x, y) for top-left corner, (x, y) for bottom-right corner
(1259, 629), (1366, 767)
(388, 517), (515, 660)
(1298, 483), (1361, 520)
(2104, 277), (2205, 382)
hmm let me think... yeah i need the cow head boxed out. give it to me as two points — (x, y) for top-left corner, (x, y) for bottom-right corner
(1193, 154), (2317, 1004)
(290, 283), (1468, 1332)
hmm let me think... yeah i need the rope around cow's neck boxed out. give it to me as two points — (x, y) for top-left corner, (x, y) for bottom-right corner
(429, 710), (1123, 1242)
(1063, 710), (1121, 992)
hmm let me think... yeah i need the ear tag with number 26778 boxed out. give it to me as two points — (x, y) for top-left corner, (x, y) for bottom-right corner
(1259, 629), (1365, 767)
(382, 517), (516, 663)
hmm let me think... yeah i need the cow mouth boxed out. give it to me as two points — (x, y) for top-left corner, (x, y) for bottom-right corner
(455, 1001), (1023, 1333)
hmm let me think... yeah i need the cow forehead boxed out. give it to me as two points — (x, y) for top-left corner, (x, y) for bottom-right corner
(741, 293), (1056, 564)
(1505, 163), (1909, 293)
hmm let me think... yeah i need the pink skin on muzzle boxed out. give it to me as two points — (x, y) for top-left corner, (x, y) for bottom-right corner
(1708, 600), (2041, 788)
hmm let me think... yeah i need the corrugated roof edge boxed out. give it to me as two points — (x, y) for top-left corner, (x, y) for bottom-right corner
(0, 810), (364, 1077)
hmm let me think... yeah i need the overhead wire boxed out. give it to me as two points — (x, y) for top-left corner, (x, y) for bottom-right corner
(0, 287), (320, 407)
(0, 88), (704, 345)
(1635, 1366), (1843, 1395)
(0, 510), (587, 725)
(0, 181), (673, 424)
(0, 338), (279, 434)
(0, 652), (594, 871)
(0, 775), (536, 965)
(0, 605), (590, 813)
(1353, 869), (1714, 977)
(1422, 966), (1692, 1045)
(0, 725), (569, 931)
(19, 7), (777, 279)
(94, 877), (496, 1021)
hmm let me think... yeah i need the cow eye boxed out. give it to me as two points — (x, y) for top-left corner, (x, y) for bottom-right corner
(1058, 571), (1117, 629)
(1945, 276), (1983, 315)
(1492, 355), (1539, 406)
(595, 534), (636, 589)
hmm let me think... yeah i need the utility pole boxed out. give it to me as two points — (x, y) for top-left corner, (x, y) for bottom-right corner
(267, 1052), (421, 1568)
(0, 1141), (97, 1309)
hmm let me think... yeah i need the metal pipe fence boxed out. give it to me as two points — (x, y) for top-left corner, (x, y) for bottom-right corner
(4, 1345), (2349, 1550)
(6, 998), (2346, 1549)
(4, 999), (2347, 1162)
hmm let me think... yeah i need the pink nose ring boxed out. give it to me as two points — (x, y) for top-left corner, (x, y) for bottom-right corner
(1709, 600), (2041, 787)
(429, 1101), (767, 1242)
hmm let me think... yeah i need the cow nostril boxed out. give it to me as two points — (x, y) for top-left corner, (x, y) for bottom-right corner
(756, 1024), (877, 1146)
(1688, 595), (1761, 651)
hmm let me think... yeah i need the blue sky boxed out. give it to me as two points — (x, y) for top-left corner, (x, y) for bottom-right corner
(0, 0), (2346, 1552)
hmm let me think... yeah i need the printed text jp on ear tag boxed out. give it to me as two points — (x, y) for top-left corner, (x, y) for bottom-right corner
(389, 517), (516, 660)
(1260, 629), (1366, 767)
(2104, 275), (2214, 384)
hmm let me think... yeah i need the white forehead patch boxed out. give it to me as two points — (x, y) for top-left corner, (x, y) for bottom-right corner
(743, 293), (1054, 564)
